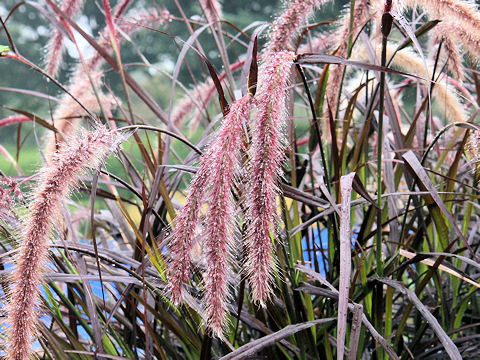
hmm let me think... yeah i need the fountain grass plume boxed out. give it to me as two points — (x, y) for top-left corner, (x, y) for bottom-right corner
(171, 80), (213, 128)
(45, 70), (116, 158)
(6, 125), (125, 360)
(434, 21), (480, 62)
(398, 1), (480, 73)
(467, 130), (480, 164)
(433, 24), (464, 79)
(166, 159), (210, 305)
(202, 94), (252, 335)
(116, 8), (171, 36)
(245, 51), (295, 305)
(44, 7), (170, 158)
(168, 95), (252, 314)
(385, 46), (467, 124)
(402, 0), (480, 30)
(45, 0), (84, 77)
(88, 7), (171, 73)
(265, 0), (328, 54)
(354, 43), (467, 123)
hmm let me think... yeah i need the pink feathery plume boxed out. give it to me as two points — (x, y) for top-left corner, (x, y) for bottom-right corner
(266, 0), (325, 54)
(45, 0), (84, 77)
(167, 95), (252, 313)
(6, 125), (124, 360)
(0, 177), (22, 217)
(172, 81), (213, 128)
(167, 162), (211, 304)
(86, 7), (171, 76)
(403, 0), (480, 30)
(45, 71), (116, 158)
(45, 6), (169, 158)
(202, 95), (252, 335)
(245, 51), (295, 305)
(433, 23), (464, 79)
(116, 8), (171, 35)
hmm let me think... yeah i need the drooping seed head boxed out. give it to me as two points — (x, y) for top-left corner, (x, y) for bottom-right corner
(166, 164), (211, 305)
(467, 130), (480, 163)
(245, 51), (295, 305)
(6, 125), (125, 360)
(167, 95), (252, 322)
(201, 95), (252, 335)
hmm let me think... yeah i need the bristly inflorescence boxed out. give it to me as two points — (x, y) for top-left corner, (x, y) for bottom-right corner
(171, 80), (215, 129)
(0, 177), (22, 221)
(167, 0), (321, 336)
(171, 0), (328, 131)
(167, 51), (296, 334)
(44, 0), (85, 77)
(399, 0), (480, 77)
(266, 0), (324, 54)
(167, 94), (252, 334)
(432, 23), (464, 79)
(244, 50), (295, 305)
(201, 95), (252, 334)
(402, 0), (480, 28)
(6, 125), (125, 360)
(467, 130), (480, 164)
(44, 3), (170, 159)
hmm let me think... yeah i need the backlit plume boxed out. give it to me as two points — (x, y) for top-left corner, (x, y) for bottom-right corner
(168, 0), (303, 333)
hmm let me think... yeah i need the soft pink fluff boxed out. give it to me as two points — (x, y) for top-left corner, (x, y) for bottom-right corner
(7, 126), (123, 360)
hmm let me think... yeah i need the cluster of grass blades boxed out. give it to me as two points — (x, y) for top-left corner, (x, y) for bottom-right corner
(1, 0), (480, 358)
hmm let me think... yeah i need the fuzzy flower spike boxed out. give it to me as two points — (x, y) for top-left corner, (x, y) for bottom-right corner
(167, 95), (252, 335)
(266, 0), (326, 54)
(45, 0), (85, 77)
(202, 95), (252, 334)
(6, 125), (124, 360)
(245, 51), (295, 305)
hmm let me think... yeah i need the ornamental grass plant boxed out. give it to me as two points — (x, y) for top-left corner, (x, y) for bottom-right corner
(1, 0), (480, 358)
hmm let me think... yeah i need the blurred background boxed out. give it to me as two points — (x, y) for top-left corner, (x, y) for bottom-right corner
(0, 0), (348, 174)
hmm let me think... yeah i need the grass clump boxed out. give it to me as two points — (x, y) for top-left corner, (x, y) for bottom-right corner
(1, 0), (480, 358)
